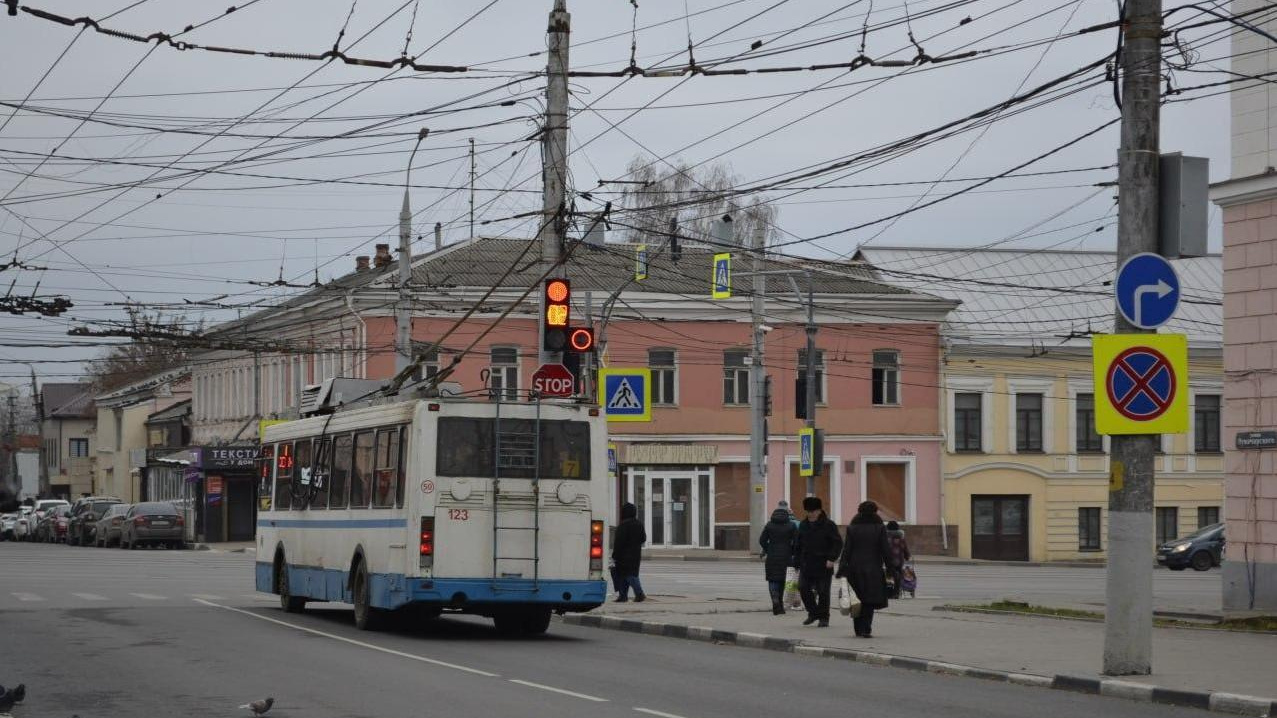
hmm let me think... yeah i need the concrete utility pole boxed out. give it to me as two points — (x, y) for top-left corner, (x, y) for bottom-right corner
(6, 393), (16, 490)
(31, 367), (47, 496)
(749, 222), (768, 546)
(469, 137), (477, 241)
(538, 0), (570, 366)
(396, 189), (413, 373)
(1104, 0), (1162, 677)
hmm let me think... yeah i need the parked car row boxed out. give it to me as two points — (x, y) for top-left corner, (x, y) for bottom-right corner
(2, 497), (186, 549)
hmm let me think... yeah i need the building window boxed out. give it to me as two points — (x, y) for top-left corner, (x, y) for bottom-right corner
(649, 349), (677, 405)
(1076, 393), (1103, 453)
(1078, 507), (1101, 551)
(1195, 395), (1221, 453)
(413, 346), (443, 382)
(797, 349), (826, 405)
(954, 393), (983, 452)
(872, 350), (900, 405)
(1015, 393), (1044, 452)
(488, 347), (519, 400)
(723, 350), (749, 405)
(1156, 507), (1179, 545)
(1197, 506), (1220, 528)
(69, 438), (89, 458)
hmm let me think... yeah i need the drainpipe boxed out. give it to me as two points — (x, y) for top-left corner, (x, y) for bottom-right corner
(939, 337), (949, 552)
(345, 289), (368, 378)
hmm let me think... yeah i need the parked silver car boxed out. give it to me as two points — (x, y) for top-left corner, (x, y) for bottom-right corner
(119, 502), (185, 549)
(0, 513), (16, 540)
(94, 504), (133, 547)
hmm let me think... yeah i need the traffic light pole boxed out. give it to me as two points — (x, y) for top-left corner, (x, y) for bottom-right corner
(539, 0), (570, 365)
(1104, 0), (1161, 677)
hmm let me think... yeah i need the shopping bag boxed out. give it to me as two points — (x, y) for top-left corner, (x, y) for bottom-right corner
(836, 578), (861, 617)
(782, 567), (801, 608)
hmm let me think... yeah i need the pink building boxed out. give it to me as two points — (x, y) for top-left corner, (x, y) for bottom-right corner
(194, 237), (956, 551)
(1208, 0), (1277, 614)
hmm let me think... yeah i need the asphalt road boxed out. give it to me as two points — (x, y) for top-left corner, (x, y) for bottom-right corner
(0, 542), (1217, 717)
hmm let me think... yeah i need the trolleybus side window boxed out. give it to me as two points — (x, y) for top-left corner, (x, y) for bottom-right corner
(330, 434), (352, 509)
(373, 428), (401, 508)
(436, 418), (589, 479)
(259, 444), (275, 511)
(351, 431), (375, 508)
(311, 438), (332, 509)
(394, 427), (406, 507)
(295, 439), (313, 495)
(274, 442), (294, 511)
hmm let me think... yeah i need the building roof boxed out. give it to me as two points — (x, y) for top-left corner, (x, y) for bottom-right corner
(94, 367), (190, 405)
(146, 399), (191, 424)
(42, 382), (94, 419)
(853, 247), (1222, 349)
(409, 237), (912, 296)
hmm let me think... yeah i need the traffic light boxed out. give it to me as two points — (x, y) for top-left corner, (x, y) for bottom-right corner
(567, 327), (594, 353)
(543, 278), (570, 352)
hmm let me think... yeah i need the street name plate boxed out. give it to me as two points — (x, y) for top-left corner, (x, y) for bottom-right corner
(1236, 430), (1277, 450)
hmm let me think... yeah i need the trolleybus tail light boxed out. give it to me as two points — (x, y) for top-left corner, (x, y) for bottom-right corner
(419, 516), (435, 569)
(589, 520), (604, 570)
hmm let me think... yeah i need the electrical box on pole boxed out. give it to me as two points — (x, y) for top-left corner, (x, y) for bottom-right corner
(1158, 152), (1208, 259)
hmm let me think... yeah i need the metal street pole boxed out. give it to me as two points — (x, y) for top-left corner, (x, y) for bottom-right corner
(749, 222), (768, 547)
(1103, 0), (1162, 677)
(397, 128), (429, 374)
(803, 270), (817, 496)
(539, 0), (570, 366)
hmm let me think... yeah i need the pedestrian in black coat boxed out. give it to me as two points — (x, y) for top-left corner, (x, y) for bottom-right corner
(611, 502), (646, 602)
(794, 496), (842, 627)
(759, 501), (798, 614)
(837, 500), (893, 637)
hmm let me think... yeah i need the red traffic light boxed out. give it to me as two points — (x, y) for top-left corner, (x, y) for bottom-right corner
(568, 327), (594, 352)
(545, 279), (569, 303)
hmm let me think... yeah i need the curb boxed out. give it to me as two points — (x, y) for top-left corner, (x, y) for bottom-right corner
(639, 554), (1132, 569)
(562, 614), (1277, 717)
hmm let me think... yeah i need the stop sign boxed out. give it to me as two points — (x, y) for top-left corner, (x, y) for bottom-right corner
(532, 363), (575, 397)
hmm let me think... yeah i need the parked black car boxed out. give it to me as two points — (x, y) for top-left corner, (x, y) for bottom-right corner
(119, 502), (185, 550)
(66, 497), (122, 547)
(1157, 523), (1225, 571)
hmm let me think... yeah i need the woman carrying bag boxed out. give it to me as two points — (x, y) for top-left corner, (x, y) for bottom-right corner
(836, 500), (893, 638)
(759, 500), (798, 615)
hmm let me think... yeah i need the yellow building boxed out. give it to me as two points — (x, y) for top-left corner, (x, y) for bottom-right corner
(858, 247), (1222, 562)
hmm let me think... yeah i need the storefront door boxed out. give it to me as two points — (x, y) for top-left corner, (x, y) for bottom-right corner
(627, 469), (711, 547)
(971, 495), (1029, 561)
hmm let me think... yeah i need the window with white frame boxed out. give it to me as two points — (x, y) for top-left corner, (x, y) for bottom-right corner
(489, 347), (520, 400)
(649, 349), (677, 405)
(69, 437), (89, 458)
(872, 349), (900, 405)
(723, 349), (749, 405)
(797, 349), (826, 405)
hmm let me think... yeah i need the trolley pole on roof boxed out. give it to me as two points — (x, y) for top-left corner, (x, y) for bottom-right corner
(1103, 0), (1161, 677)
(538, 0), (571, 366)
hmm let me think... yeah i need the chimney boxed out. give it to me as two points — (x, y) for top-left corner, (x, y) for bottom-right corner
(355, 255), (370, 272)
(373, 243), (393, 268)
(434, 222), (442, 251)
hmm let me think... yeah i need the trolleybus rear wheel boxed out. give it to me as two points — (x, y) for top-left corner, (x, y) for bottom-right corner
(352, 562), (384, 631)
(277, 559), (306, 613)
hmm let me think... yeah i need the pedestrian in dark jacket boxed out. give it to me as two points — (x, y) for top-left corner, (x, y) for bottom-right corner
(885, 520), (911, 599)
(759, 501), (798, 615)
(794, 496), (842, 627)
(611, 502), (646, 602)
(837, 501), (892, 637)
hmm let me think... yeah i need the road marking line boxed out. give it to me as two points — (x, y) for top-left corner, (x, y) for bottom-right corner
(635, 707), (690, 718)
(508, 679), (608, 702)
(129, 593), (168, 600)
(188, 594), (225, 600)
(72, 593), (108, 601)
(192, 599), (499, 677)
(11, 592), (44, 602)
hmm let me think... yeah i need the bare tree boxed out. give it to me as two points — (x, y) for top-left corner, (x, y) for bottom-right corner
(613, 157), (778, 247)
(83, 308), (201, 392)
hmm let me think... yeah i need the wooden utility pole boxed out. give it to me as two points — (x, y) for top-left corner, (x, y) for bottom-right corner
(1103, 0), (1162, 676)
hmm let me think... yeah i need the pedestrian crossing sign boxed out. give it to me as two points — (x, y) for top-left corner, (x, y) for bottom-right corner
(635, 244), (649, 281)
(599, 368), (651, 422)
(712, 253), (731, 299)
(799, 427), (815, 477)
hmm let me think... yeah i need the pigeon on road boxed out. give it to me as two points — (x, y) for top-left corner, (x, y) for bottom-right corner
(0, 683), (26, 713)
(238, 697), (274, 716)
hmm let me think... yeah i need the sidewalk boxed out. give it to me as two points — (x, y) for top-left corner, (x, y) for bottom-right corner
(642, 548), (1114, 569)
(566, 594), (1277, 714)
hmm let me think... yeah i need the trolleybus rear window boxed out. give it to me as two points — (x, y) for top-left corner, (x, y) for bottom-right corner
(436, 418), (590, 479)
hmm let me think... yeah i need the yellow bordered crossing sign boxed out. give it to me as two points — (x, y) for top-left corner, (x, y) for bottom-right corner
(599, 368), (651, 422)
(712, 253), (731, 299)
(1092, 333), (1189, 435)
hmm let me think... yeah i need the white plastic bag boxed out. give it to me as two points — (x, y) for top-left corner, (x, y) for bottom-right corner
(837, 578), (861, 618)
(782, 567), (801, 608)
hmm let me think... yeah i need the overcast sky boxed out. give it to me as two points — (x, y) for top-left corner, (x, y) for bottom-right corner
(0, 0), (1235, 388)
